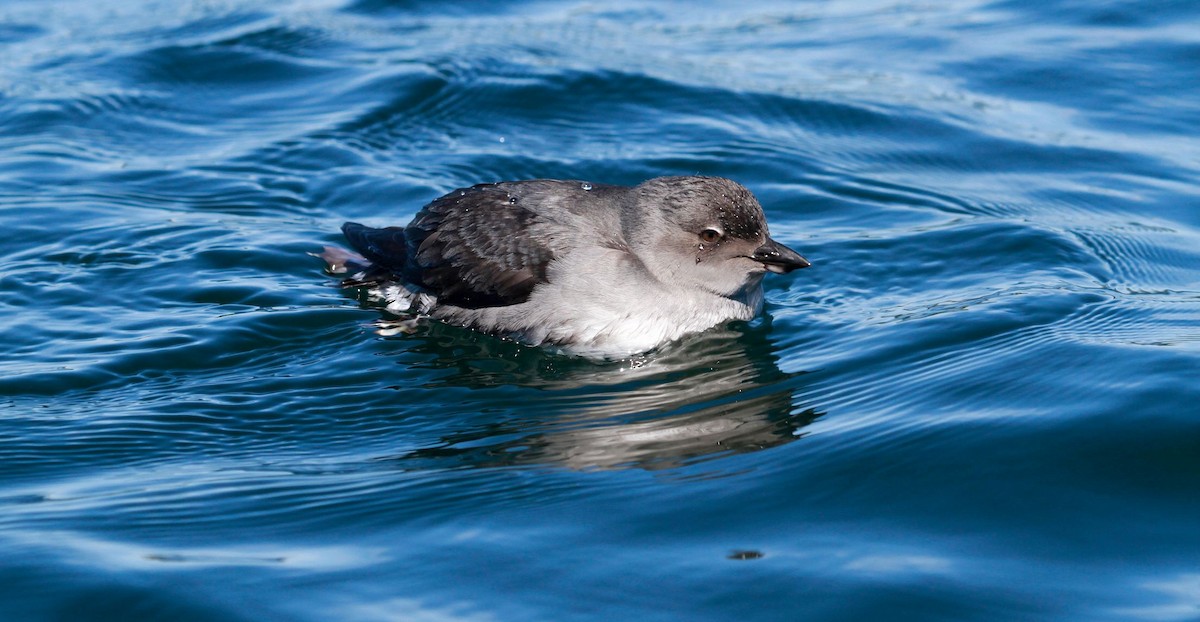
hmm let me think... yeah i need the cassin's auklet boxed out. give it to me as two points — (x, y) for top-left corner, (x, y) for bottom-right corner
(321, 176), (809, 358)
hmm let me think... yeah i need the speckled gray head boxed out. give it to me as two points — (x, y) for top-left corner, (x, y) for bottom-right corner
(628, 176), (810, 297)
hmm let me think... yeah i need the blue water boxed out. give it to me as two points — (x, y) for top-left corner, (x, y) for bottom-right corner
(3, 0), (1199, 620)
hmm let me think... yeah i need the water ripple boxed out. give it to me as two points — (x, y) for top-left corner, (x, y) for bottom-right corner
(2, 0), (1200, 620)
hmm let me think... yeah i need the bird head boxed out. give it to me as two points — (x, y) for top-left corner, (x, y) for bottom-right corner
(628, 176), (809, 298)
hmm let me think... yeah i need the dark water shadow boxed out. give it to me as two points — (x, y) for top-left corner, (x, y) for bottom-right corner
(364, 311), (823, 472)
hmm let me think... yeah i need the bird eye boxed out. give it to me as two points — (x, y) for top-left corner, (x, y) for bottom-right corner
(699, 229), (722, 244)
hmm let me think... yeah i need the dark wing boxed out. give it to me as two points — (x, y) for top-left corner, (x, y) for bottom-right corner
(391, 183), (559, 309)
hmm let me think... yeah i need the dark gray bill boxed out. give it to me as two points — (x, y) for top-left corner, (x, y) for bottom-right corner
(752, 238), (811, 274)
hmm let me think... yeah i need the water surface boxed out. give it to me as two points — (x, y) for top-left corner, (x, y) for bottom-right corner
(2, 0), (1199, 620)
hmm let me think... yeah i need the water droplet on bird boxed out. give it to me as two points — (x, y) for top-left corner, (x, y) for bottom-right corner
(581, 183), (593, 191)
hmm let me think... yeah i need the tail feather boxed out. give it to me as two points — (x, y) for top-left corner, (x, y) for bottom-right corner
(341, 222), (409, 270)
(312, 245), (368, 274)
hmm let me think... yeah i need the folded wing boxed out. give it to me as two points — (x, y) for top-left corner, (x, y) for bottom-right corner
(343, 183), (560, 309)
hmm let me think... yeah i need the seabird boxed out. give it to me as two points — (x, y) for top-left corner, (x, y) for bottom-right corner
(321, 175), (809, 357)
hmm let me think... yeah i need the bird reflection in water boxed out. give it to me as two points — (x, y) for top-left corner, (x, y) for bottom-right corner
(375, 319), (823, 472)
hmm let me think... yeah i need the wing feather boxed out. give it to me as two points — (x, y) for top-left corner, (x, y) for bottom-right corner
(347, 183), (560, 309)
